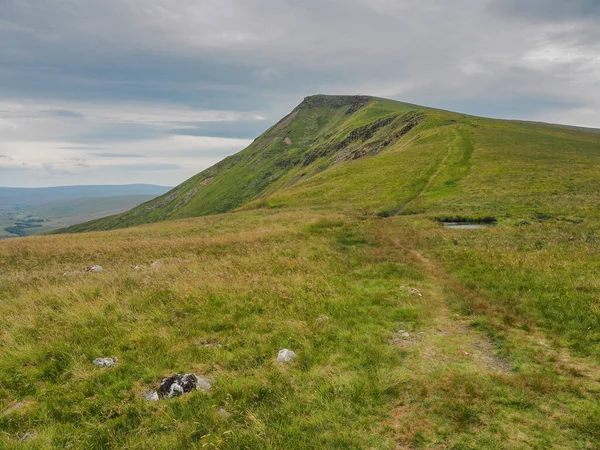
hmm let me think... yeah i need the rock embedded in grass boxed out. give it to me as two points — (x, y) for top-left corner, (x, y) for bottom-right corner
(143, 391), (159, 402)
(20, 432), (38, 441)
(92, 357), (117, 368)
(277, 349), (297, 363)
(216, 407), (231, 419)
(158, 374), (212, 399)
(83, 265), (104, 273)
(4, 401), (24, 414)
(316, 315), (329, 322)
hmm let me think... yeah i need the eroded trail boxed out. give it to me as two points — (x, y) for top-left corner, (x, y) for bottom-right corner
(374, 220), (511, 377)
(372, 218), (600, 449)
(396, 128), (469, 215)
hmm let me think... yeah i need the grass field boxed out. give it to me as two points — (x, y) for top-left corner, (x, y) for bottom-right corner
(2, 96), (600, 448)
(1, 210), (600, 448)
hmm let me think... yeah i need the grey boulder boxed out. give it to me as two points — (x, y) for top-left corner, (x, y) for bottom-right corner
(277, 349), (297, 363)
(93, 357), (117, 368)
(158, 374), (212, 399)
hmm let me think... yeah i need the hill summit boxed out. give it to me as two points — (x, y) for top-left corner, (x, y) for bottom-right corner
(59, 94), (600, 233)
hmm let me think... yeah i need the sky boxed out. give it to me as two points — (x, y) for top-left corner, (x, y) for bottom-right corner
(0, 0), (599, 188)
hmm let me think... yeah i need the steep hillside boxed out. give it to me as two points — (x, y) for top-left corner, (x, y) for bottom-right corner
(56, 95), (436, 232)
(59, 95), (600, 234)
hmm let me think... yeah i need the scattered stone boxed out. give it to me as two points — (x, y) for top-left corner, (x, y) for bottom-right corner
(401, 285), (422, 297)
(132, 265), (144, 271)
(143, 391), (159, 402)
(277, 349), (297, 363)
(201, 342), (223, 348)
(93, 357), (117, 368)
(216, 407), (231, 419)
(20, 432), (38, 441)
(316, 315), (329, 322)
(408, 287), (422, 297)
(418, 332), (426, 336)
(283, 137), (293, 145)
(158, 374), (212, 399)
(151, 261), (161, 267)
(83, 265), (104, 273)
(63, 271), (81, 276)
(3, 401), (24, 414)
(401, 332), (410, 338)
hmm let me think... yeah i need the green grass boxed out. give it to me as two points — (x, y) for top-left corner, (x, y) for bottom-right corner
(2, 211), (600, 448)
(3, 95), (600, 448)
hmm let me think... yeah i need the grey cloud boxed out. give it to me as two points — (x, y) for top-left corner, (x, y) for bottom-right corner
(117, 163), (181, 171)
(57, 146), (106, 150)
(90, 153), (147, 158)
(43, 163), (74, 176)
(489, 0), (600, 21)
(0, 0), (599, 187)
(43, 109), (84, 118)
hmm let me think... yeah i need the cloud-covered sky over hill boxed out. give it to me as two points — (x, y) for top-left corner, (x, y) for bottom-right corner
(1, 0), (598, 187)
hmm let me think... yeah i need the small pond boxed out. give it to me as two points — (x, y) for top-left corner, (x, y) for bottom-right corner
(442, 222), (492, 229)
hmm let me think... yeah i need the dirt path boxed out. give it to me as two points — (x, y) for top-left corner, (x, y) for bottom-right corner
(370, 218), (600, 448)
(375, 223), (511, 376)
(395, 133), (455, 215)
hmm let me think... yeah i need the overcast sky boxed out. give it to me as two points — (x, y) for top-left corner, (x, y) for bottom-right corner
(1, 0), (599, 187)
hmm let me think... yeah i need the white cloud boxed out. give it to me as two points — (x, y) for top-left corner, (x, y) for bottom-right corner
(0, 0), (599, 188)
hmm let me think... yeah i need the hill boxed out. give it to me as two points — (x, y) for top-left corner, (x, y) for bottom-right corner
(0, 184), (170, 208)
(1, 96), (600, 448)
(58, 95), (600, 233)
(0, 185), (170, 238)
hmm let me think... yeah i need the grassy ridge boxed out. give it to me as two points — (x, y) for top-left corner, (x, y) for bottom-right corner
(59, 95), (600, 234)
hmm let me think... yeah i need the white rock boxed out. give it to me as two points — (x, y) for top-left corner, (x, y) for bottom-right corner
(20, 432), (38, 441)
(143, 391), (160, 401)
(217, 407), (231, 419)
(4, 401), (24, 414)
(277, 349), (297, 363)
(316, 315), (329, 322)
(83, 265), (104, 273)
(151, 261), (161, 267)
(401, 332), (410, 338)
(93, 357), (117, 368)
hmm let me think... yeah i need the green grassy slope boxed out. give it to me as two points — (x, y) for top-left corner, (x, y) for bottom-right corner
(56, 96), (434, 232)
(59, 95), (600, 234)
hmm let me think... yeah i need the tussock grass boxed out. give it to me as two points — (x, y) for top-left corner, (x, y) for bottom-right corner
(2, 210), (600, 448)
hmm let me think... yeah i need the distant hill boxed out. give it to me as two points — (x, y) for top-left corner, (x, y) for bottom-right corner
(0, 184), (170, 209)
(0, 184), (170, 238)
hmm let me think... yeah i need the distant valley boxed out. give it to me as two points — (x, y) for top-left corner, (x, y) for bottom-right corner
(0, 184), (170, 238)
